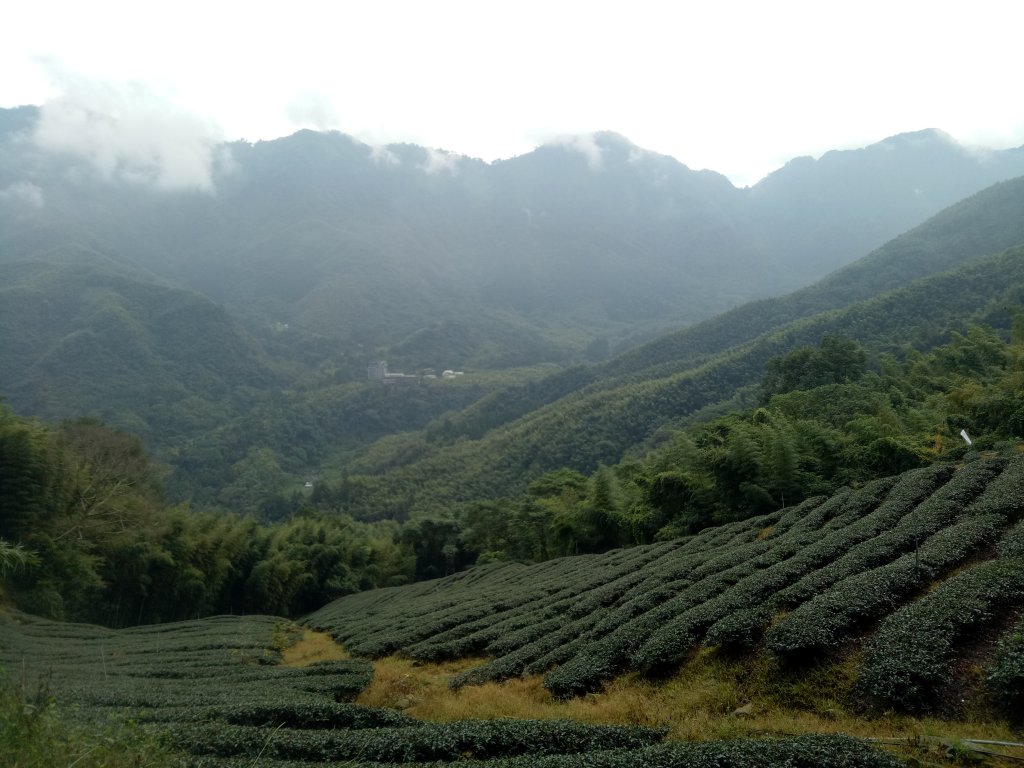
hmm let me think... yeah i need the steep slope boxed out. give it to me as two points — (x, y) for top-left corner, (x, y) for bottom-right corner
(7, 106), (1024, 509)
(607, 173), (1024, 377)
(333, 245), (1024, 511)
(0, 257), (279, 443)
(418, 175), (1024, 452)
(310, 455), (1024, 720)
(745, 128), (1024, 280)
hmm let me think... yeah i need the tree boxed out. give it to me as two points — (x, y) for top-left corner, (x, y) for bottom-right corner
(459, 500), (515, 562)
(53, 419), (161, 542)
(401, 516), (469, 580)
(0, 418), (54, 540)
(0, 539), (37, 578)
(575, 466), (624, 552)
(765, 417), (799, 504)
(761, 335), (866, 402)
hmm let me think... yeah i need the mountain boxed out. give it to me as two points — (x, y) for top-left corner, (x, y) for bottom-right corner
(3, 106), (1024, 369)
(606, 173), (1024, 377)
(743, 128), (1024, 279)
(0, 257), (279, 444)
(320, 176), (1024, 515)
(5, 105), (1024, 509)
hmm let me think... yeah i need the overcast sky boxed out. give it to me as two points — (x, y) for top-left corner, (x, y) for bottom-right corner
(4, 0), (1024, 187)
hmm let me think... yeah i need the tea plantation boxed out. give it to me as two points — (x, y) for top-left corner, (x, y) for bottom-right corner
(0, 612), (900, 766)
(6, 455), (1024, 765)
(309, 455), (1024, 715)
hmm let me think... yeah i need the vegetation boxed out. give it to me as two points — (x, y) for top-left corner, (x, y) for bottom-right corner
(4, 308), (1024, 622)
(7, 396), (1024, 765)
(5, 112), (1024, 519)
(0, 611), (920, 767)
(0, 674), (176, 768)
(988, 608), (1024, 722)
(345, 317), (1024, 572)
(317, 245), (1024, 520)
(0, 404), (415, 624)
(859, 553), (1024, 712)
(7, 115), (1024, 763)
(308, 454), (1024, 720)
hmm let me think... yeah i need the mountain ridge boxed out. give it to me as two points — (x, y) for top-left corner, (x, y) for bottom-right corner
(5, 106), (1024, 510)
(4, 106), (1024, 364)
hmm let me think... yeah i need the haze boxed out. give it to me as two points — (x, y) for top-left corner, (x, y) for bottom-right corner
(4, 0), (1024, 186)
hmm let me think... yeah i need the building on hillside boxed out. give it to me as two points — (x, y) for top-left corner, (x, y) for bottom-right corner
(368, 360), (420, 386)
(369, 361), (463, 385)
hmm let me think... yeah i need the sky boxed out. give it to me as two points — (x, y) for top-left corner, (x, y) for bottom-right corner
(4, 0), (1024, 188)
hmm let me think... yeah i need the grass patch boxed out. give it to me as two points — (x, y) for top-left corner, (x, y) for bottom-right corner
(357, 655), (487, 711)
(357, 646), (1021, 749)
(279, 629), (349, 667)
(0, 672), (177, 768)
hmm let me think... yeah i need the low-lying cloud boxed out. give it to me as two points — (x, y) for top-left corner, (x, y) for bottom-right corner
(419, 147), (461, 174)
(0, 181), (45, 208)
(549, 133), (604, 170)
(369, 144), (400, 166)
(286, 92), (341, 132)
(33, 62), (225, 192)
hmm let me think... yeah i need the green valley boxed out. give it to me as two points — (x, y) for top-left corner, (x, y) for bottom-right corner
(5, 110), (1024, 767)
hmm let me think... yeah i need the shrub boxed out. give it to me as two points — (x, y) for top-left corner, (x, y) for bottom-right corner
(765, 513), (1004, 659)
(859, 556), (1024, 711)
(986, 613), (1024, 720)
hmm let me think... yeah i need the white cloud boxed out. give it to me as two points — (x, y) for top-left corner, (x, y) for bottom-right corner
(286, 92), (341, 132)
(32, 62), (225, 192)
(419, 147), (461, 174)
(549, 134), (604, 170)
(369, 144), (400, 166)
(0, 181), (44, 207)
(3, 2), (1024, 187)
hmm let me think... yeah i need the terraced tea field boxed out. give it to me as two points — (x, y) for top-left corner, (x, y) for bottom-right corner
(5, 455), (1024, 766)
(310, 456), (1024, 715)
(0, 612), (901, 766)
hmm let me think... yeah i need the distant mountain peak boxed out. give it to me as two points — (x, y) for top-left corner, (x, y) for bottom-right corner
(531, 131), (689, 174)
(590, 130), (637, 149)
(877, 127), (959, 149)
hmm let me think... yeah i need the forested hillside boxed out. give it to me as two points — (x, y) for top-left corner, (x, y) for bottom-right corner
(4, 104), (1024, 514)
(317, 245), (1024, 520)
(3, 305), (1022, 612)
(606, 174), (1024, 376)
(9, 10), (1024, 766)
(0, 258), (280, 439)
(3, 105), (1023, 366)
(0, 404), (418, 625)
(6, 385), (1024, 763)
(126, 170), (1024, 518)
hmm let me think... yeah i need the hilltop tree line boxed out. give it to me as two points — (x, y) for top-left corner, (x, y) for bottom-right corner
(0, 411), (416, 625)
(1, 318), (1022, 622)
(362, 321), (1024, 576)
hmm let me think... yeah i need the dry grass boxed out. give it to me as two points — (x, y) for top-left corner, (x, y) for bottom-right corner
(355, 647), (1020, 748)
(279, 629), (349, 667)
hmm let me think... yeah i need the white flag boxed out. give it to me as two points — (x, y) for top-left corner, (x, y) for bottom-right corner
(960, 429), (972, 445)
